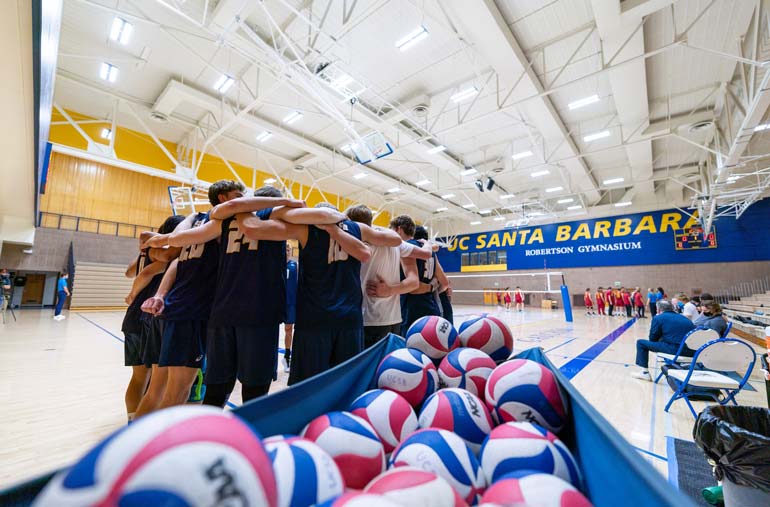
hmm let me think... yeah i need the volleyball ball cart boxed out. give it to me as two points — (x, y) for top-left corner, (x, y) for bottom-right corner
(0, 333), (696, 507)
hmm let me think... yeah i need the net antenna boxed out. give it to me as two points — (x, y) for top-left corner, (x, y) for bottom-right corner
(168, 186), (196, 216)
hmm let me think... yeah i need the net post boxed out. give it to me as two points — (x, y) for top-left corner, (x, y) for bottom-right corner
(560, 285), (573, 322)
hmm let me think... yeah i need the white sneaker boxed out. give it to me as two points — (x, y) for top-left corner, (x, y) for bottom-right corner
(282, 356), (290, 373)
(631, 370), (651, 381)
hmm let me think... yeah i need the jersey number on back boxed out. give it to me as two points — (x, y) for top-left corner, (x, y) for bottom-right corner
(327, 238), (349, 263)
(423, 257), (435, 281)
(226, 228), (259, 254)
(179, 243), (205, 262)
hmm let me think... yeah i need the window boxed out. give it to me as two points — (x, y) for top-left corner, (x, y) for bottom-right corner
(488, 251), (497, 264)
(461, 253), (470, 266)
(477, 251), (487, 265)
(497, 250), (507, 265)
(464, 249), (508, 267)
(470, 252), (478, 265)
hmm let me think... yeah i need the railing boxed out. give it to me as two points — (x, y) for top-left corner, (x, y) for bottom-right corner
(715, 275), (770, 304)
(38, 212), (156, 239)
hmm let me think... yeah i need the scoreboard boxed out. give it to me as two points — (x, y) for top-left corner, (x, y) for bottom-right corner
(675, 226), (717, 250)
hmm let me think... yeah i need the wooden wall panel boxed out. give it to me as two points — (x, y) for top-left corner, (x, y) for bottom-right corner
(40, 153), (177, 229)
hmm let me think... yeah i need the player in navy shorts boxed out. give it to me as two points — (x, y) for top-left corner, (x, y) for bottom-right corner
(284, 243), (298, 372)
(121, 214), (184, 421)
(138, 180), (244, 415)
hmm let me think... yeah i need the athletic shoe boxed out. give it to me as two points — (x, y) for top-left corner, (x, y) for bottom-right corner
(282, 355), (290, 373)
(631, 370), (651, 381)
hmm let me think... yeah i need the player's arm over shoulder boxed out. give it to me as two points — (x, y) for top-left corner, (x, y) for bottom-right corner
(167, 217), (222, 247)
(269, 206), (346, 225)
(237, 214), (309, 245)
(358, 223), (401, 247)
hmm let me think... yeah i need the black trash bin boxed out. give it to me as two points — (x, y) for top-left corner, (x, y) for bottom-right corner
(694, 406), (770, 507)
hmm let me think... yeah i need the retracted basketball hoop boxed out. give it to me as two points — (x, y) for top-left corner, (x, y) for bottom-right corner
(350, 131), (394, 165)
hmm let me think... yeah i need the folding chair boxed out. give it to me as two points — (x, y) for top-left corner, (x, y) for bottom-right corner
(664, 338), (757, 418)
(721, 321), (733, 337)
(653, 328), (719, 384)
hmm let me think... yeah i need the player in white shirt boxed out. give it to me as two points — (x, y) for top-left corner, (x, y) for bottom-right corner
(680, 294), (700, 322)
(345, 205), (433, 347)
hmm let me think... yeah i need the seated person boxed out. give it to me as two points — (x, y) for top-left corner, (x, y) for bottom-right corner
(693, 293), (715, 326)
(699, 302), (728, 337)
(632, 300), (695, 382)
(680, 294), (700, 322)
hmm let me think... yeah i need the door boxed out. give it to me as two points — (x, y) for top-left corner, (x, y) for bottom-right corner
(21, 274), (46, 305)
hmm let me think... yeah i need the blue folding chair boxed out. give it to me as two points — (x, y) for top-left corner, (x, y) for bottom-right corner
(721, 320), (733, 337)
(653, 327), (719, 384)
(664, 338), (756, 418)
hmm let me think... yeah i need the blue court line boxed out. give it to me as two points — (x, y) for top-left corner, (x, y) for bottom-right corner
(634, 445), (668, 463)
(558, 318), (637, 380)
(76, 313), (124, 343)
(665, 437), (679, 487)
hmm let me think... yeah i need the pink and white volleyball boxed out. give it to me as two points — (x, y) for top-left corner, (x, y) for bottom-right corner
(349, 389), (418, 453)
(390, 428), (485, 505)
(458, 317), (514, 361)
(33, 406), (277, 507)
(406, 315), (459, 362)
(438, 348), (497, 398)
(301, 411), (385, 489)
(479, 422), (581, 487)
(418, 388), (494, 454)
(364, 467), (468, 507)
(480, 470), (592, 507)
(316, 491), (403, 507)
(484, 359), (566, 432)
(376, 348), (438, 407)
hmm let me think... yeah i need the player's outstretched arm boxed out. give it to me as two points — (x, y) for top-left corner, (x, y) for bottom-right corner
(124, 257), (139, 278)
(434, 260), (449, 293)
(236, 214), (309, 246)
(125, 262), (167, 305)
(358, 223), (401, 247)
(141, 259), (178, 316)
(167, 219), (222, 247)
(270, 206), (346, 225)
(317, 223), (371, 263)
(210, 197), (305, 220)
(401, 241), (433, 260)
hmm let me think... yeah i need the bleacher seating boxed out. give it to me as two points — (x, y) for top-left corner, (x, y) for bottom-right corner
(723, 290), (770, 341)
(70, 261), (132, 310)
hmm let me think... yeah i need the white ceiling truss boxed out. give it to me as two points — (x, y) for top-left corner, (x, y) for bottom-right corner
(51, 0), (770, 237)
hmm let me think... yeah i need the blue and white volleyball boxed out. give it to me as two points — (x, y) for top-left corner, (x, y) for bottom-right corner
(418, 388), (494, 454)
(376, 348), (438, 407)
(364, 467), (468, 507)
(406, 315), (459, 362)
(438, 348), (497, 399)
(264, 437), (344, 507)
(350, 389), (418, 454)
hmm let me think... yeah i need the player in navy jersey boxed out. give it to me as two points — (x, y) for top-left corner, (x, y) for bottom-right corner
(389, 216), (448, 333)
(137, 180), (244, 416)
(414, 225), (453, 325)
(169, 186), (345, 407)
(284, 243), (298, 372)
(226, 200), (401, 384)
(121, 214), (185, 421)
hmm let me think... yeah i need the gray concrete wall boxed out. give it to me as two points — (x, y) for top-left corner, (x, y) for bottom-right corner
(448, 260), (770, 307)
(0, 228), (137, 271)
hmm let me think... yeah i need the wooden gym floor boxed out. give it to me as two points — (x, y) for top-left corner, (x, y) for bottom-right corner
(1, 306), (766, 488)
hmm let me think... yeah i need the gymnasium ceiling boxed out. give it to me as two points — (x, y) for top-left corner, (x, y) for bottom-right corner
(53, 0), (770, 236)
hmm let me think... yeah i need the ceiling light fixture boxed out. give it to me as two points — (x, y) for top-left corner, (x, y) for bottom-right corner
(264, 178), (277, 184)
(462, 203), (477, 209)
(512, 150), (533, 160)
(441, 193), (456, 199)
(330, 74), (354, 89)
(460, 168), (478, 176)
(283, 111), (304, 124)
(100, 128), (112, 140)
(545, 186), (563, 193)
(353, 172), (367, 180)
(387, 187), (401, 193)
(109, 17), (133, 45)
(568, 94), (600, 110)
(557, 198), (574, 204)
(493, 216), (505, 221)
(567, 205), (582, 210)
(435, 207), (448, 212)
(754, 123), (770, 132)
(470, 221), (482, 225)
(450, 86), (479, 103)
(583, 130), (611, 142)
(603, 177), (625, 185)
(415, 179), (431, 187)
(427, 145), (446, 154)
(531, 169), (550, 177)
(256, 131), (272, 142)
(479, 209), (492, 214)
(614, 201), (632, 207)
(500, 194), (514, 199)
(396, 25), (429, 51)
(528, 211), (545, 217)
(99, 62), (118, 83)
(213, 74), (235, 93)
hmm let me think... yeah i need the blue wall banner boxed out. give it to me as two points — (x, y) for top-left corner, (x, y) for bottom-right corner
(437, 198), (770, 272)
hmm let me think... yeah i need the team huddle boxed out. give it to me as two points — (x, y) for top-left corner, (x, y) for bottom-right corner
(120, 179), (453, 421)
